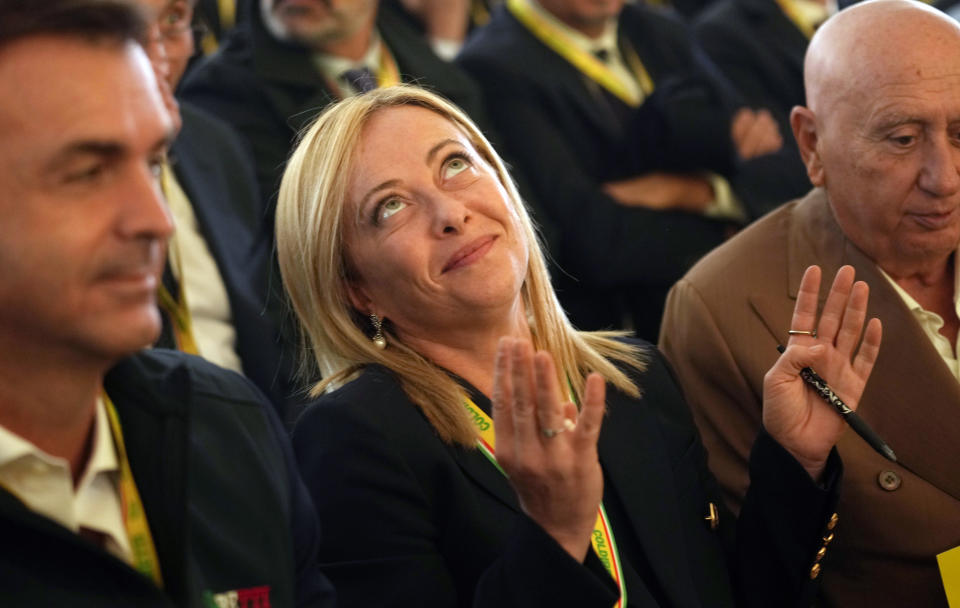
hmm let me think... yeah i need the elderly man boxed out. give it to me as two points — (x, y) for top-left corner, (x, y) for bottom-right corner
(0, 1), (334, 605)
(180, 0), (486, 234)
(660, 1), (960, 605)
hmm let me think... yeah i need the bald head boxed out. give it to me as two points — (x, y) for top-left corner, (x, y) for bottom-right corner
(805, 0), (960, 113)
(790, 0), (960, 279)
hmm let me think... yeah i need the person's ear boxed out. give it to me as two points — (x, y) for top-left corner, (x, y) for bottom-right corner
(791, 106), (825, 186)
(346, 280), (373, 315)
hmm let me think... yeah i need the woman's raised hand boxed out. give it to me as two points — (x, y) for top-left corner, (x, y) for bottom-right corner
(492, 338), (606, 562)
(763, 265), (883, 480)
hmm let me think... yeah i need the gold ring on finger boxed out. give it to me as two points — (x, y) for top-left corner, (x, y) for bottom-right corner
(541, 418), (576, 438)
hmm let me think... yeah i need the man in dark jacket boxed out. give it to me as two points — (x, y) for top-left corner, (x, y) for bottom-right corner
(136, 0), (303, 422)
(457, 0), (784, 337)
(181, 0), (487, 238)
(0, 2), (335, 605)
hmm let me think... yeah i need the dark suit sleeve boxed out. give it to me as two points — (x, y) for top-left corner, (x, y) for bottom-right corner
(651, 343), (838, 607)
(180, 58), (295, 222)
(735, 432), (840, 608)
(692, 9), (813, 217)
(622, 9), (740, 175)
(292, 389), (618, 608)
(262, 390), (338, 608)
(457, 59), (729, 290)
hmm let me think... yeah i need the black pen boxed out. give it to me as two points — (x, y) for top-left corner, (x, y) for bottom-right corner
(777, 344), (898, 463)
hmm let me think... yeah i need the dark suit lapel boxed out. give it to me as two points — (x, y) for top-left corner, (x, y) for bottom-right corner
(597, 388), (700, 608)
(104, 355), (191, 601)
(503, 9), (624, 141)
(448, 444), (522, 513)
(749, 189), (960, 503)
(249, 16), (338, 135)
(738, 0), (808, 74)
(171, 120), (256, 298)
(445, 389), (521, 513)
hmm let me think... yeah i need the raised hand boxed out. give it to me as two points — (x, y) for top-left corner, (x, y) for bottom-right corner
(763, 265), (883, 480)
(492, 337), (605, 562)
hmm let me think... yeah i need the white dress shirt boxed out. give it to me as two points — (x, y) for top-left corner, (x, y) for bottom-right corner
(163, 164), (243, 374)
(880, 256), (960, 381)
(0, 398), (132, 563)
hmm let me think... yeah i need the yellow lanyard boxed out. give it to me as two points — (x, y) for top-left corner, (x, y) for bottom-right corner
(377, 44), (401, 88)
(103, 395), (164, 587)
(464, 397), (627, 607)
(217, 0), (236, 31)
(157, 163), (199, 356)
(507, 0), (653, 107)
(774, 0), (825, 39)
(472, 0), (492, 27)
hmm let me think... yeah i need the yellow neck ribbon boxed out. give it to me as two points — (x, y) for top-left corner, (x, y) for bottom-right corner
(157, 164), (199, 356)
(774, 0), (823, 39)
(103, 395), (164, 587)
(217, 0), (236, 32)
(377, 44), (401, 88)
(507, 0), (653, 107)
(464, 397), (627, 607)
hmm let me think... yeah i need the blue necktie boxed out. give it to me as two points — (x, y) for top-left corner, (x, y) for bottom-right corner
(342, 67), (378, 93)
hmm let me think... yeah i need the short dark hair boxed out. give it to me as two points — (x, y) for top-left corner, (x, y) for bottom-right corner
(0, 0), (149, 51)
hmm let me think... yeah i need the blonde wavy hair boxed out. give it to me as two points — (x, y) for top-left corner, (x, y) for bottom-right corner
(276, 85), (645, 446)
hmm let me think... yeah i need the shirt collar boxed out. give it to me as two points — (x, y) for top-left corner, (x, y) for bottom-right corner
(313, 30), (383, 83)
(0, 397), (119, 486)
(79, 397), (119, 491)
(877, 249), (960, 319)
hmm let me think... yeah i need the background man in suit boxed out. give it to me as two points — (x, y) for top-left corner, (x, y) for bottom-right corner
(140, 0), (301, 421)
(0, 1), (334, 604)
(180, 0), (488, 238)
(693, 0), (831, 216)
(457, 0), (783, 339)
(660, 1), (960, 605)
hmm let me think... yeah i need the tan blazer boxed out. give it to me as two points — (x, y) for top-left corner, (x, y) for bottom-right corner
(660, 188), (960, 607)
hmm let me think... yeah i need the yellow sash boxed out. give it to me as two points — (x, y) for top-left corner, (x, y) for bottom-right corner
(464, 397), (627, 607)
(103, 395), (164, 587)
(507, 0), (653, 107)
(157, 164), (199, 356)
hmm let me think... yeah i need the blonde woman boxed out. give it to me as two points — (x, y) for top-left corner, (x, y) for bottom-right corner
(276, 85), (881, 608)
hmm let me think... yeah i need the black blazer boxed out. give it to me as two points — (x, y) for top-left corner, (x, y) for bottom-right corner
(693, 0), (812, 216)
(0, 350), (335, 607)
(180, 1), (488, 232)
(457, 5), (736, 336)
(292, 342), (838, 607)
(168, 102), (298, 421)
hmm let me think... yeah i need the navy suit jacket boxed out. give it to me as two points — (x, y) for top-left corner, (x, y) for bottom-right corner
(693, 0), (813, 216)
(181, 1), (488, 235)
(0, 350), (335, 607)
(168, 102), (298, 421)
(457, 5), (738, 337)
(292, 342), (839, 607)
